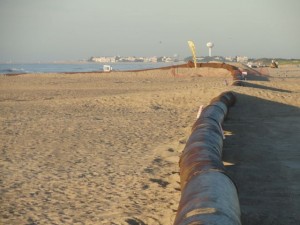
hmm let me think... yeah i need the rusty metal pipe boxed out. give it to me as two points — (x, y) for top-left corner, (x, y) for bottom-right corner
(173, 91), (241, 225)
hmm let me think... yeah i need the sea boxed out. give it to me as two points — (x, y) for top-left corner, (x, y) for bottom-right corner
(0, 62), (182, 75)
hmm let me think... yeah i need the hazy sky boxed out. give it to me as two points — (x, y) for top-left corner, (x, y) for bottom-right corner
(0, 0), (299, 62)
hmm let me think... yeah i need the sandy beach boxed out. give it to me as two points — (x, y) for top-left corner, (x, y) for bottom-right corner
(1, 65), (300, 225)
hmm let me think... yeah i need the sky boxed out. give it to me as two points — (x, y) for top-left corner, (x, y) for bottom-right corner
(0, 0), (300, 62)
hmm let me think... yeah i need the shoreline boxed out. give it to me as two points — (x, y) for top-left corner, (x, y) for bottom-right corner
(1, 61), (299, 77)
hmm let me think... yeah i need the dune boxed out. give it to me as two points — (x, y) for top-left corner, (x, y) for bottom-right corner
(0, 65), (299, 224)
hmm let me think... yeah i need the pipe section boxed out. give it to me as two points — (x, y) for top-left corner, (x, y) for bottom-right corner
(173, 92), (241, 225)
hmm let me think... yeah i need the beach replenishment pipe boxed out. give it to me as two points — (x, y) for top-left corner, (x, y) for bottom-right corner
(173, 91), (241, 225)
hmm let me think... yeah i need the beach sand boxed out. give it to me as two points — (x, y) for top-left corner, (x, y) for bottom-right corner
(0, 65), (299, 225)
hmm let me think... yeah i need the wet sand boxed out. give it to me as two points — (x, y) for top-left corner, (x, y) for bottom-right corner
(0, 65), (299, 224)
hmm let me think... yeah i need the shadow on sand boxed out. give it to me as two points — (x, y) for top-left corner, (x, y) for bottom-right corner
(239, 82), (292, 93)
(222, 92), (300, 225)
(243, 67), (270, 81)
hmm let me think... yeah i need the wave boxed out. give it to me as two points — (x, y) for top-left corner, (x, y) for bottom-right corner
(0, 68), (27, 74)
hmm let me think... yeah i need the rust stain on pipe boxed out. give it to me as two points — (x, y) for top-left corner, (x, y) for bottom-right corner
(173, 92), (241, 225)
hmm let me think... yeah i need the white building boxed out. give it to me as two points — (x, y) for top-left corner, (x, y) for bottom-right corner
(236, 56), (249, 63)
(161, 56), (173, 62)
(144, 57), (158, 63)
(90, 57), (116, 63)
(225, 57), (235, 62)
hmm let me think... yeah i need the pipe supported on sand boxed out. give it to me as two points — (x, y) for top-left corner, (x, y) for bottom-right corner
(173, 92), (241, 225)
(186, 61), (244, 85)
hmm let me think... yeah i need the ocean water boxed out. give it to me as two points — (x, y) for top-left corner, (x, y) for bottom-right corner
(0, 62), (181, 74)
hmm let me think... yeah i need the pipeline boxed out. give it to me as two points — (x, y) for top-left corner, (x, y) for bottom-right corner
(173, 91), (241, 225)
(187, 61), (244, 85)
(125, 61), (245, 86)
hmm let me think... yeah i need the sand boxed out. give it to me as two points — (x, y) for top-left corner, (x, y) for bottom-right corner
(0, 65), (299, 225)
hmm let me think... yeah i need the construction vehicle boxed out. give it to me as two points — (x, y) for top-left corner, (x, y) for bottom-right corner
(270, 60), (278, 68)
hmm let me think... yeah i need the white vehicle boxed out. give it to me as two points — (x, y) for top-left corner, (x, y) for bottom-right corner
(103, 65), (112, 72)
(247, 63), (257, 68)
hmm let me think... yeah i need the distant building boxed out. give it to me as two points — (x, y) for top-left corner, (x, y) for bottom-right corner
(118, 56), (137, 62)
(144, 57), (158, 63)
(225, 57), (235, 62)
(161, 56), (173, 62)
(89, 55), (175, 63)
(89, 56), (116, 63)
(236, 56), (248, 63)
(197, 57), (205, 61)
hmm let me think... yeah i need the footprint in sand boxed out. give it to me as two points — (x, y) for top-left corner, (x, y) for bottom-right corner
(149, 178), (170, 188)
(125, 218), (146, 225)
